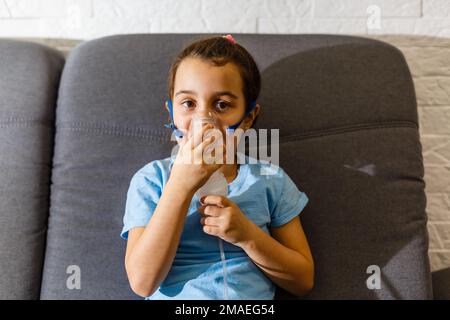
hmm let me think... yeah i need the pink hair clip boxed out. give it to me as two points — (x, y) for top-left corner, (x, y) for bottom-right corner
(222, 34), (237, 45)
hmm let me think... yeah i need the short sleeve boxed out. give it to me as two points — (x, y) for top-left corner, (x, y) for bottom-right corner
(120, 163), (163, 240)
(270, 169), (309, 228)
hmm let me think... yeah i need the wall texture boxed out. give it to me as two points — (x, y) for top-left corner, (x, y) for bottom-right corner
(0, 0), (449, 272)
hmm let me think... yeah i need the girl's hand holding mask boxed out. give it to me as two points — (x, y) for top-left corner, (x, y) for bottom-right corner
(171, 122), (226, 193)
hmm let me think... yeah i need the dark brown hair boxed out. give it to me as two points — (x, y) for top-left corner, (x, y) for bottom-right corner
(167, 35), (261, 117)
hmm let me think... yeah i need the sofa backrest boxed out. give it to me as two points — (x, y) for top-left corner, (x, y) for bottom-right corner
(0, 39), (64, 299)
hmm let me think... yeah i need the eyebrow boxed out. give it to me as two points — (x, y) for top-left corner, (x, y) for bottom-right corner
(175, 90), (238, 99)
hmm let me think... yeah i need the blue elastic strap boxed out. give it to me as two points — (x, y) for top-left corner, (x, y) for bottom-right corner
(164, 99), (184, 138)
(225, 100), (257, 133)
(164, 99), (257, 138)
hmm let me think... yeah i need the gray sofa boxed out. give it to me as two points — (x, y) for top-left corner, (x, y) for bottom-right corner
(0, 34), (443, 299)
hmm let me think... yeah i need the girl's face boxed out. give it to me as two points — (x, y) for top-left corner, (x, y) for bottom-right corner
(167, 57), (259, 140)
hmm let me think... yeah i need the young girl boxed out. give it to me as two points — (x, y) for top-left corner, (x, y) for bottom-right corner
(121, 35), (314, 300)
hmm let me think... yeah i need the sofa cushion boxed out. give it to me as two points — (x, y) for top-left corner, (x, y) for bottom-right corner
(0, 39), (64, 299)
(40, 34), (431, 299)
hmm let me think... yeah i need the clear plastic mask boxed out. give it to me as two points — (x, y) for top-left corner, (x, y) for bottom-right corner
(188, 110), (226, 138)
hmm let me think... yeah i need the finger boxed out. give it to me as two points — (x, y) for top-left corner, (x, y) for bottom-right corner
(203, 138), (222, 155)
(198, 204), (211, 215)
(203, 140), (225, 164)
(187, 123), (215, 150)
(194, 134), (216, 153)
(196, 133), (225, 160)
(203, 225), (219, 236)
(204, 147), (225, 165)
(201, 195), (230, 208)
(193, 135), (218, 164)
(202, 204), (223, 217)
(200, 216), (221, 226)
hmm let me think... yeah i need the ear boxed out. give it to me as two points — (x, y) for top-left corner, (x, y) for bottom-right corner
(164, 101), (169, 112)
(243, 103), (261, 129)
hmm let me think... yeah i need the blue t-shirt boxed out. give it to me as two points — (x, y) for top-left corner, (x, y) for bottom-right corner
(121, 155), (309, 300)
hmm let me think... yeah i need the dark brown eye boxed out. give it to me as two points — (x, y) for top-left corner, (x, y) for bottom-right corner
(215, 101), (229, 111)
(181, 100), (195, 109)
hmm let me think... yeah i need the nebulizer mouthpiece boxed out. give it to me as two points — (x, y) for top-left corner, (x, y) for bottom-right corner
(190, 110), (220, 137)
(190, 110), (228, 200)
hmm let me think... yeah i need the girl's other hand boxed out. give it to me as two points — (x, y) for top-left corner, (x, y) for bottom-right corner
(198, 195), (255, 246)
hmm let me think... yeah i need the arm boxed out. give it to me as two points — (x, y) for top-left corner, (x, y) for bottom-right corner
(239, 216), (314, 297)
(199, 195), (314, 297)
(125, 177), (195, 297)
(124, 123), (222, 297)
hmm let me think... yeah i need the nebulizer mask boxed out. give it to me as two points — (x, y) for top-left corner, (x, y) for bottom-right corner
(164, 98), (257, 199)
(164, 98), (257, 138)
(164, 98), (257, 299)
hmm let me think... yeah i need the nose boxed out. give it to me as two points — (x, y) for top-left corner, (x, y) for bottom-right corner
(190, 104), (219, 122)
(195, 105), (215, 117)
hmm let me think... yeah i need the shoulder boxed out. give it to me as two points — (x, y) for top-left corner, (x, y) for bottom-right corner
(242, 155), (286, 182)
(239, 155), (289, 201)
(130, 155), (174, 189)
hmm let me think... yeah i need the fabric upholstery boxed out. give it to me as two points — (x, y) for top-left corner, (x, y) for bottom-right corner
(4, 34), (429, 299)
(0, 39), (64, 299)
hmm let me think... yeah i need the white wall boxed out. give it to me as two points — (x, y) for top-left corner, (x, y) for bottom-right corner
(1, 0), (450, 38)
(1, 0), (449, 272)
